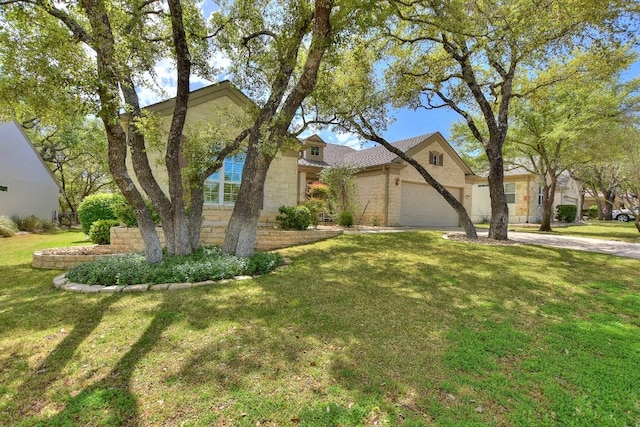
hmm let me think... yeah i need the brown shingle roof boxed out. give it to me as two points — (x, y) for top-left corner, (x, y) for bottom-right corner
(311, 133), (436, 168)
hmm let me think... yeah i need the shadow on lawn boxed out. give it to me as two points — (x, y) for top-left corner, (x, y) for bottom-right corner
(2, 292), (184, 427)
(3, 232), (639, 425)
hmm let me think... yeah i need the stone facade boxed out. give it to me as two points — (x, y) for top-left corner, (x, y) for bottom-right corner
(109, 226), (342, 254)
(33, 252), (116, 269)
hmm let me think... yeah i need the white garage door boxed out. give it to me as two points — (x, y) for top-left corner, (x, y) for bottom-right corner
(400, 182), (459, 227)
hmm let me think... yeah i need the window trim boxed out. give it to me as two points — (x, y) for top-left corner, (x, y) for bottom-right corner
(504, 182), (516, 204)
(429, 150), (444, 166)
(204, 154), (245, 206)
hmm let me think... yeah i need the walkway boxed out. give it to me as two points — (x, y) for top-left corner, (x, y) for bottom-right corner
(504, 231), (640, 259)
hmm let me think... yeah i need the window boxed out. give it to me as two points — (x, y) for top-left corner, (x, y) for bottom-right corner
(204, 154), (245, 205)
(537, 186), (544, 206)
(429, 151), (443, 166)
(310, 146), (320, 156)
(504, 183), (516, 204)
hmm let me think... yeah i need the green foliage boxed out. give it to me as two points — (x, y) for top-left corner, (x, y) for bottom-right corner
(78, 193), (116, 234)
(0, 216), (18, 237)
(88, 219), (120, 245)
(338, 211), (354, 227)
(66, 246), (283, 286)
(556, 205), (578, 222)
(244, 251), (284, 276)
(276, 205), (312, 230)
(319, 164), (361, 216)
(110, 194), (160, 227)
(11, 215), (40, 232)
(304, 199), (326, 227)
(9, 215), (56, 233)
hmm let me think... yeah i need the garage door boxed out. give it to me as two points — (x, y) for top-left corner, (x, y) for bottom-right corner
(400, 182), (459, 227)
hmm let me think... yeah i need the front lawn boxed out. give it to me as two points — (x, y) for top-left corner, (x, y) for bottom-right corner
(1, 230), (639, 426)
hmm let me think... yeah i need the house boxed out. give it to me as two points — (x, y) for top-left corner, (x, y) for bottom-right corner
(0, 121), (59, 220)
(298, 132), (475, 227)
(470, 166), (581, 224)
(125, 81), (298, 226)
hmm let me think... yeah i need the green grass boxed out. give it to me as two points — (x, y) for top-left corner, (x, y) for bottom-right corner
(1, 230), (639, 426)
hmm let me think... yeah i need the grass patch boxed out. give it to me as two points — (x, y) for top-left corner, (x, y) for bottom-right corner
(1, 230), (639, 425)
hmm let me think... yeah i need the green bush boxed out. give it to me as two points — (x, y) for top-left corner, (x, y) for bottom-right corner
(276, 205), (312, 230)
(89, 219), (120, 245)
(304, 199), (326, 227)
(338, 211), (354, 227)
(588, 205), (598, 219)
(10, 215), (55, 233)
(67, 246), (284, 286)
(11, 214), (40, 232)
(111, 194), (160, 227)
(556, 204), (577, 222)
(78, 193), (116, 234)
(0, 216), (18, 237)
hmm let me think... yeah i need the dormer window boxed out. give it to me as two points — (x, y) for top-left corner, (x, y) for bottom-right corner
(310, 146), (320, 156)
(429, 151), (444, 166)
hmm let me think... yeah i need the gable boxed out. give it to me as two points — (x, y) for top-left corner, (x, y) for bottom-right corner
(0, 121), (59, 189)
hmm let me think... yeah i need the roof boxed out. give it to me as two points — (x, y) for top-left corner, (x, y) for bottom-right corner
(141, 80), (253, 115)
(339, 133), (436, 168)
(300, 133), (435, 170)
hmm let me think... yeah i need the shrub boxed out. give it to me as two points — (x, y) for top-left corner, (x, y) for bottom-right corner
(307, 181), (330, 199)
(78, 193), (116, 234)
(111, 194), (160, 227)
(9, 215), (55, 233)
(245, 252), (284, 275)
(276, 205), (312, 230)
(89, 219), (120, 245)
(338, 211), (354, 227)
(588, 205), (598, 219)
(11, 214), (40, 232)
(67, 245), (284, 286)
(556, 204), (577, 222)
(0, 216), (17, 237)
(304, 199), (326, 227)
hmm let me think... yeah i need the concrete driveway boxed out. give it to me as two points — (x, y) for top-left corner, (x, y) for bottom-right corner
(489, 231), (640, 259)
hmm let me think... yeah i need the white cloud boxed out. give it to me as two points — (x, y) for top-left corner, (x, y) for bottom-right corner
(320, 130), (367, 150)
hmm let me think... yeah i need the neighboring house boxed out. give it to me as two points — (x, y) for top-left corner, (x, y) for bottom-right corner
(124, 81), (298, 226)
(0, 121), (59, 220)
(298, 132), (475, 227)
(470, 166), (581, 224)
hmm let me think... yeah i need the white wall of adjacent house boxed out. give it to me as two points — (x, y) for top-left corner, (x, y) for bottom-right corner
(0, 122), (59, 220)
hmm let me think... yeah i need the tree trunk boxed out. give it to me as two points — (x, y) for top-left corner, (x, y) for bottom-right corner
(539, 177), (557, 232)
(223, 0), (334, 257)
(188, 180), (205, 252)
(486, 145), (509, 240)
(83, 0), (163, 263)
(222, 142), (270, 257)
(603, 189), (615, 220)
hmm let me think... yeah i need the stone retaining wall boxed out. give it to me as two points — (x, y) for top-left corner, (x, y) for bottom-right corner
(33, 227), (342, 270)
(110, 226), (342, 253)
(33, 252), (116, 269)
